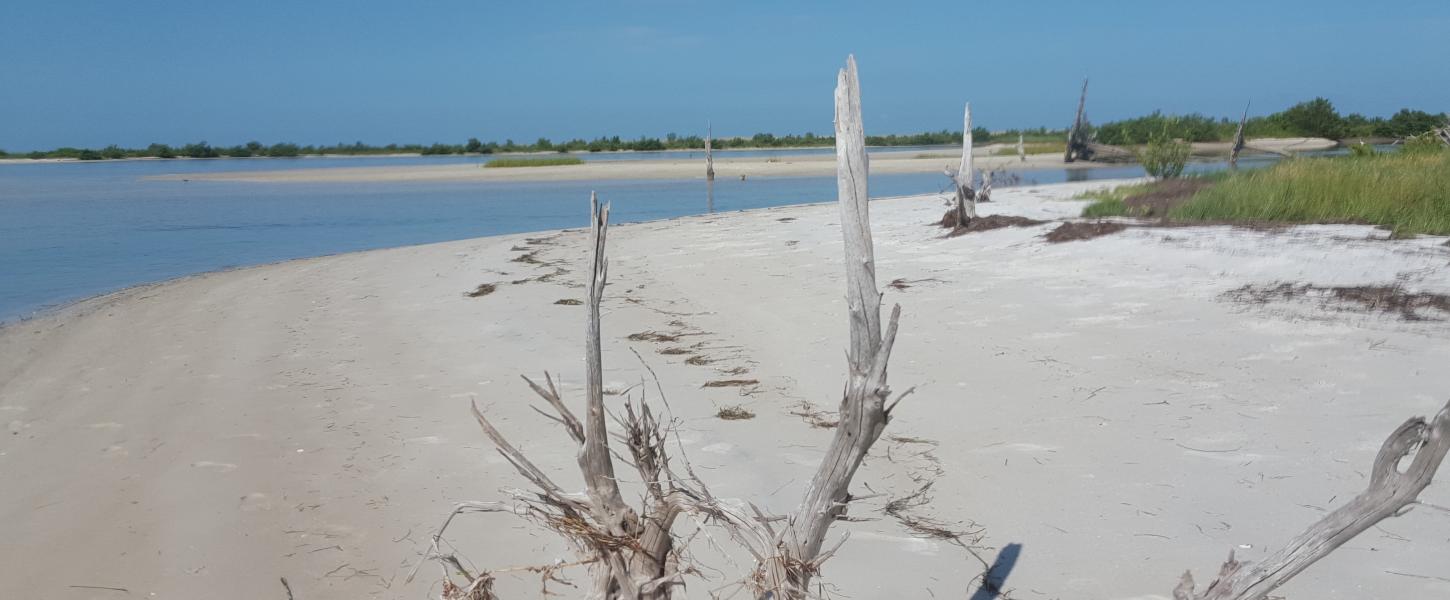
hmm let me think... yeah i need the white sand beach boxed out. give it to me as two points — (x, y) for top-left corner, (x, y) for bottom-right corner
(2, 180), (1447, 599)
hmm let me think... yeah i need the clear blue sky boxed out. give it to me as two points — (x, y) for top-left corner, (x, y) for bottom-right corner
(2, 0), (1446, 151)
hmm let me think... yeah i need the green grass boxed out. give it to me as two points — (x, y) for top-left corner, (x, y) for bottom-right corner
(1075, 150), (1450, 237)
(1172, 150), (1450, 237)
(483, 156), (584, 168)
(1077, 182), (1147, 217)
(992, 142), (1066, 157)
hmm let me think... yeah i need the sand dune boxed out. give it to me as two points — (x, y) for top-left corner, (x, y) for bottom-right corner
(3, 179), (1446, 599)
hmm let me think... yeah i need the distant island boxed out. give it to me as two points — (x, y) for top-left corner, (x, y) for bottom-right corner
(2, 98), (1443, 161)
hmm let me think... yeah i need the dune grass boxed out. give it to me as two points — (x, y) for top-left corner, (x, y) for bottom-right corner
(483, 156), (585, 168)
(1076, 181), (1161, 217)
(1172, 150), (1450, 237)
(1076, 150), (1450, 237)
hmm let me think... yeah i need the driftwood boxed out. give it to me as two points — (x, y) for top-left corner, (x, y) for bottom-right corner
(1175, 400), (1450, 600)
(705, 121), (715, 182)
(1064, 78), (1092, 162)
(1084, 142), (1135, 163)
(942, 102), (995, 230)
(1017, 133), (1026, 162)
(1228, 102), (1249, 169)
(740, 54), (906, 599)
(420, 54), (1449, 600)
(942, 103), (980, 229)
(424, 56), (905, 600)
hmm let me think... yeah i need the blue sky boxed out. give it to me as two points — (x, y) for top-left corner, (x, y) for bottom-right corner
(2, 0), (1447, 150)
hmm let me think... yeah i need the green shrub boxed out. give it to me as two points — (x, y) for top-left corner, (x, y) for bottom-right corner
(1401, 132), (1448, 155)
(1137, 132), (1190, 178)
(1271, 97), (1345, 139)
(1095, 112), (1226, 145)
(266, 143), (300, 157)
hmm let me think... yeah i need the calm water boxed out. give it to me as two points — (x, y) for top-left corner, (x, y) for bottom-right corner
(0, 153), (1282, 323)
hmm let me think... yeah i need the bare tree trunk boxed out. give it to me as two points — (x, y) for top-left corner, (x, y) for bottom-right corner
(940, 103), (978, 230)
(1017, 132), (1026, 162)
(1064, 78), (1089, 162)
(1229, 101), (1249, 170)
(752, 54), (906, 599)
(1175, 400), (1450, 600)
(705, 121), (715, 182)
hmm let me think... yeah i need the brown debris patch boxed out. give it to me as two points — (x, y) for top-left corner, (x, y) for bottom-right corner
(511, 251), (544, 265)
(1225, 283), (1450, 321)
(657, 347), (692, 355)
(888, 277), (942, 290)
(777, 217), (797, 222)
(716, 366), (750, 376)
(684, 355), (713, 366)
(888, 435), (938, 445)
(1123, 178), (1215, 217)
(1044, 221), (1129, 243)
(465, 283), (497, 298)
(716, 406), (756, 420)
(702, 379), (759, 388)
(790, 403), (839, 429)
(627, 331), (680, 343)
(554, 298), (582, 306)
(944, 214), (1047, 238)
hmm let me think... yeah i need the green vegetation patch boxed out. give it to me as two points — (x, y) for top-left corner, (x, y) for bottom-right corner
(1078, 150), (1450, 237)
(992, 142), (1066, 157)
(483, 156), (585, 168)
(1172, 150), (1450, 237)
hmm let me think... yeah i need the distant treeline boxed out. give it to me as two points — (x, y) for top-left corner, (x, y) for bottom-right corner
(3, 98), (1443, 161)
(0, 128), (1055, 161)
(1091, 99), (1447, 145)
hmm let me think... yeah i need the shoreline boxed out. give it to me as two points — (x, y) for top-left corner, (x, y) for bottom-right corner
(139, 137), (1335, 184)
(6, 180), (1443, 599)
(0, 187), (942, 331)
(3, 137), (1337, 172)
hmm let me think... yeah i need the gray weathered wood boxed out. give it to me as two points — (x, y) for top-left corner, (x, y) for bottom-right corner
(1175, 399), (1450, 600)
(579, 194), (634, 539)
(761, 53), (905, 599)
(941, 102), (980, 229)
(1065, 78), (1090, 162)
(1017, 132), (1026, 162)
(705, 121), (715, 181)
(1229, 101), (1249, 169)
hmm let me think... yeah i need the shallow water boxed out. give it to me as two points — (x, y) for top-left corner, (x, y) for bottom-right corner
(0, 153), (1287, 322)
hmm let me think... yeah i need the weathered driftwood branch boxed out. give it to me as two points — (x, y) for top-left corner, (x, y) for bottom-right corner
(1228, 101), (1249, 169)
(705, 121), (715, 182)
(443, 195), (700, 600)
(748, 54), (906, 598)
(432, 57), (907, 600)
(1064, 78), (1092, 162)
(1017, 132), (1026, 162)
(1174, 399), (1450, 600)
(942, 102), (979, 229)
